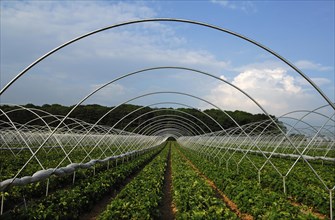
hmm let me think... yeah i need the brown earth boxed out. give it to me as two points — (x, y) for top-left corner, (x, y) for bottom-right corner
(159, 146), (176, 220)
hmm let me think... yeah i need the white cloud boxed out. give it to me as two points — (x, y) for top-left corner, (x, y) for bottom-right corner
(0, 1), (233, 105)
(211, 0), (257, 13)
(295, 60), (333, 72)
(204, 68), (325, 115)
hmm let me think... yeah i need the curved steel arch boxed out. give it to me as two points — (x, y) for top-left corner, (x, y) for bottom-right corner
(124, 110), (208, 134)
(142, 122), (195, 137)
(94, 103), (213, 137)
(136, 117), (201, 136)
(152, 128), (184, 139)
(143, 123), (195, 137)
(48, 89), (228, 174)
(110, 101), (218, 134)
(23, 65), (277, 172)
(1, 18), (333, 110)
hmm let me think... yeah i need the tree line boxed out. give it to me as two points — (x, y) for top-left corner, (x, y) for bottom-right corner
(0, 103), (286, 134)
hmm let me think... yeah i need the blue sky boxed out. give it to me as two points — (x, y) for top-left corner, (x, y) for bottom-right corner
(0, 0), (334, 118)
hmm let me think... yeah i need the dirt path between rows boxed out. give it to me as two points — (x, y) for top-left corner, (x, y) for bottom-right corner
(176, 148), (254, 220)
(159, 145), (176, 220)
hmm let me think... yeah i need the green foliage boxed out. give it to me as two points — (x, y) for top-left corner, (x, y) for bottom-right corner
(99, 143), (170, 219)
(171, 142), (238, 219)
(4, 147), (163, 219)
(179, 146), (328, 219)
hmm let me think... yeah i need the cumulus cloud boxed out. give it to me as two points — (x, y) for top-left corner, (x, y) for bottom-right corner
(205, 68), (325, 115)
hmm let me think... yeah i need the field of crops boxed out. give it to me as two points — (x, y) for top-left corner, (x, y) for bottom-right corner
(1, 139), (334, 219)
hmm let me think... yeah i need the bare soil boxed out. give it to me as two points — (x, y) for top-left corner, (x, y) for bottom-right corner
(159, 146), (176, 220)
(289, 197), (327, 219)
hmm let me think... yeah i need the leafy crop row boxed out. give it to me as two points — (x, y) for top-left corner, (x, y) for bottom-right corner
(171, 142), (238, 219)
(0, 145), (122, 181)
(98, 142), (170, 219)
(3, 145), (164, 219)
(178, 146), (320, 219)
(198, 144), (334, 217)
(2, 145), (160, 214)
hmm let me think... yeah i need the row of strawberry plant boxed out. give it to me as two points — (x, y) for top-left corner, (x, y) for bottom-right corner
(0, 145), (121, 181)
(171, 142), (238, 219)
(253, 153), (333, 216)
(206, 146), (333, 217)
(1, 146), (148, 213)
(3, 145), (164, 219)
(178, 145), (318, 219)
(98, 142), (170, 219)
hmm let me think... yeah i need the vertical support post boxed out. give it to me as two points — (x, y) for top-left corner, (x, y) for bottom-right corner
(283, 176), (286, 194)
(330, 189), (333, 220)
(107, 161), (110, 170)
(72, 171), (76, 184)
(1, 192), (4, 215)
(258, 170), (261, 185)
(23, 195), (27, 210)
(46, 178), (50, 196)
(93, 166), (96, 176)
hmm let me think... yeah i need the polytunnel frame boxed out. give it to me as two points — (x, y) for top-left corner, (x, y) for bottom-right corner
(1, 17), (332, 191)
(13, 65), (281, 183)
(137, 117), (200, 136)
(98, 115), (199, 158)
(278, 105), (335, 141)
(208, 119), (277, 163)
(1, 83), (266, 194)
(73, 88), (234, 167)
(87, 102), (224, 160)
(3, 64), (327, 190)
(134, 115), (203, 136)
(109, 101), (227, 150)
(233, 116), (334, 190)
(0, 105), (125, 170)
(4, 81), (322, 210)
(0, 105), (83, 161)
(278, 110), (335, 159)
(0, 18), (334, 218)
(0, 17), (332, 189)
(111, 101), (218, 134)
(152, 128), (183, 139)
(131, 111), (207, 134)
(52, 93), (212, 166)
